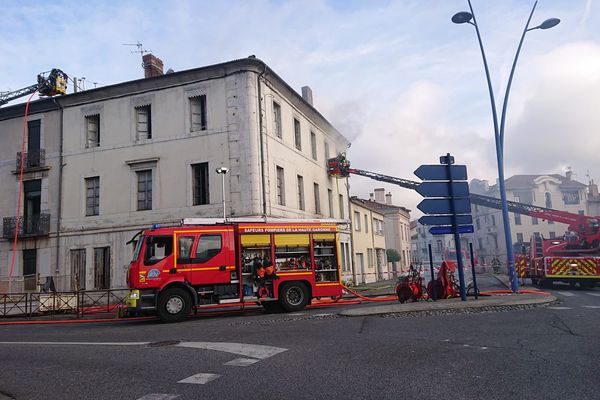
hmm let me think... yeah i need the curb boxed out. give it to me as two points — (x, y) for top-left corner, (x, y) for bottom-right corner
(338, 293), (556, 317)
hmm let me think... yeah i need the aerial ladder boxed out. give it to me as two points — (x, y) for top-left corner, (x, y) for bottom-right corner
(327, 154), (600, 252)
(0, 69), (68, 107)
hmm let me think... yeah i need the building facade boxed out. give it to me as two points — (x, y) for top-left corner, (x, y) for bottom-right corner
(470, 173), (588, 265)
(0, 56), (351, 292)
(349, 197), (387, 284)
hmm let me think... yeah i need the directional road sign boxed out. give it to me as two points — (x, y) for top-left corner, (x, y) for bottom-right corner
(414, 165), (467, 181)
(429, 225), (474, 235)
(419, 215), (473, 226)
(417, 198), (472, 215)
(415, 182), (469, 198)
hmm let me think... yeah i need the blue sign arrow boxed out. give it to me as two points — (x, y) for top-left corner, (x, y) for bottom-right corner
(414, 165), (468, 181)
(419, 215), (473, 226)
(415, 182), (470, 198)
(429, 225), (474, 235)
(417, 198), (472, 215)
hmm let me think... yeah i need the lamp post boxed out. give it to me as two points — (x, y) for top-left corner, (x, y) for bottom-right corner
(216, 167), (229, 220)
(452, 1), (559, 293)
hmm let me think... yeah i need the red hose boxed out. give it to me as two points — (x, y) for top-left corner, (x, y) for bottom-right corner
(342, 285), (397, 302)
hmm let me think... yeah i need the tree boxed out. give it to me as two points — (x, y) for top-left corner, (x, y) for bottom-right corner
(386, 249), (401, 263)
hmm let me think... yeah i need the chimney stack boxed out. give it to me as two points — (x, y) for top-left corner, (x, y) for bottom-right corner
(565, 168), (573, 181)
(374, 188), (385, 204)
(301, 86), (313, 106)
(385, 192), (392, 205)
(369, 193), (375, 202)
(142, 54), (164, 78)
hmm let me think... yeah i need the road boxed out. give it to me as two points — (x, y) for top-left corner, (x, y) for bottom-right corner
(0, 280), (598, 400)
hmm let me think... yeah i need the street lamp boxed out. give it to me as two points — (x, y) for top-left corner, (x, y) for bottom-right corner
(452, 1), (559, 293)
(216, 167), (229, 220)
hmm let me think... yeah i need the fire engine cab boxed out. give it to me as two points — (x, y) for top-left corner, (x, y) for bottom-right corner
(126, 218), (345, 322)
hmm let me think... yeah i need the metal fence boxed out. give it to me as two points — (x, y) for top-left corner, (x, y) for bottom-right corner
(0, 289), (130, 319)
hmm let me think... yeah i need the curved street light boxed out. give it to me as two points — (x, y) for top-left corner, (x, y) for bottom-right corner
(452, 0), (559, 293)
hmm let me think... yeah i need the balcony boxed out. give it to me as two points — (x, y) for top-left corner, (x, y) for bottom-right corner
(2, 213), (50, 239)
(15, 150), (48, 172)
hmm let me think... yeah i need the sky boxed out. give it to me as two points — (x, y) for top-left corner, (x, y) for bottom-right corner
(1, 0), (598, 216)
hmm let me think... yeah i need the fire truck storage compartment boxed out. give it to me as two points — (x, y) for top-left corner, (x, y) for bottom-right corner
(241, 234), (272, 300)
(313, 233), (339, 282)
(274, 234), (311, 271)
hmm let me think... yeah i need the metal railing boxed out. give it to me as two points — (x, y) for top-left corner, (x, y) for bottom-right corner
(0, 289), (130, 319)
(16, 149), (46, 170)
(2, 213), (51, 239)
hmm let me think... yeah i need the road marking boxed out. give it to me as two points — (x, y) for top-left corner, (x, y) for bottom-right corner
(178, 373), (220, 385)
(0, 341), (149, 346)
(224, 357), (260, 367)
(547, 306), (572, 310)
(136, 395), (180, 400)
(582, 305), (600, 309)
(556, 291), (575, 297)
(176, 342), (287, 359)
(584, 292), (600, 297)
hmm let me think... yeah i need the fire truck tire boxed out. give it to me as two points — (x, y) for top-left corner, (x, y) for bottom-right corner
(157, 287), (192, 323)
(279, 282), (309, 312)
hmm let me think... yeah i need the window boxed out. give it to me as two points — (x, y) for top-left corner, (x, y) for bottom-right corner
(491, 215), (496, 226)
(514, 213), (521, 225)
(365, 214), (369, 233)
(85, 177), (100, 216)
(493, 236), (498, 249)
(85, 114), (100, 147)
(354, 211), (361, 231)
(27, 120), (41, 167)
(516, 233), (524, 243)
(94, 247), (110, 290)
(549, 231), (556, 239)
(373, 219), (384, 235)
(548, 219), (554, 225)
(190, 95), (207, 131)
(294, 118), (301, 150)
(310, 131), (317, 160)
(324, 142), (330, 164)
(313, 183), (321, 214)
(339, 194), (345, 219)
(137, 170), (152, 211)
(532, 216), (538, 225)
(70, 249), (86, 290)
(562, 190), (580, 205)
(327, 189), (333, 217)
(476, 218), (480, 229)
(276, 166), (285, 206)
(436, 240), (443, 252)
(144, 236), (173, 265)
(192, 163), (209, 205)
(367, 248), (374, 267)
(135, 105), (152, 139)
(340, 244), (347, 271)
(273, 101), (282, 138)
(578, 210), (585, 216)
(195, 235), (222, 263)
(297, 175), (305, 210)
(477, 238), (483, 250)
(545, 192), (553, 208)
(23, 179), (41, 235)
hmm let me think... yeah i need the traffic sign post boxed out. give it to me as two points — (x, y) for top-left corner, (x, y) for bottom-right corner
(415, 153), (472, 301)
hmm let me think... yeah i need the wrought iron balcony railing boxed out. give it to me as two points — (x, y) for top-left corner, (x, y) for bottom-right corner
(2, 213), (50, 239)
(16, 149), (46, 171)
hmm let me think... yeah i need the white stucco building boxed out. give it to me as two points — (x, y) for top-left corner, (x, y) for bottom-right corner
(0, 56), (351, 291)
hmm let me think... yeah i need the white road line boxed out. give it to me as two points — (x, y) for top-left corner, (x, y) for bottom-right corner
(224, 357), (260, 367)
(584, 292), (600, 297)
(176, 342), (287, 359)
(178, 373), (221, 385)
(547, 306), (572, 310)
(556, 291), (575, 297)
(582, 305), (600, 309)
(136, 394), (180, 400)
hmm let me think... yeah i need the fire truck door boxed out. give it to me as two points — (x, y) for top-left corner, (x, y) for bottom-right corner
(188, 232), (234, 285)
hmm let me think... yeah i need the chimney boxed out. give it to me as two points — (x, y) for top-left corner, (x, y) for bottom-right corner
(142, 54), (164, 78)
(565, 168), (573, 181)
(369, 193), (375, 202)
(590, 181), (599, 198)
(385, 192), (392, 205)
(374, 188), (385, 204)
(301, 86), (313, 106)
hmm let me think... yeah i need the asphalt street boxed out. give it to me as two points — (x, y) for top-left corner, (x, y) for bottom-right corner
(0, 279), (598, 400)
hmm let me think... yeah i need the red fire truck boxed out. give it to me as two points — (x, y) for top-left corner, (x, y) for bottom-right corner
(126, 218), (344, 322)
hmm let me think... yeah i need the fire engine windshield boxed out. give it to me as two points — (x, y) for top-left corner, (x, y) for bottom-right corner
(132, 235), (144, 263)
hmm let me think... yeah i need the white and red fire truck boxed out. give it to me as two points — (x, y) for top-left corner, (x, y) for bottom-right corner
(126, 218), (345, 322)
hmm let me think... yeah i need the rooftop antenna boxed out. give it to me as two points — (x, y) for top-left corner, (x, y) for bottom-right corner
(122, 41), (151, 68)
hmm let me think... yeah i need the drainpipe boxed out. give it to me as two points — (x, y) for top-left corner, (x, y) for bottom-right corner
(52, 98), (64, 290)
(256, 62), (268, 216)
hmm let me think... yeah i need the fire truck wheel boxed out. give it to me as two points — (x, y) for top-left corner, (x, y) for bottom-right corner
(279, 282), (309, 312)
(157, 287), (192, 323)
